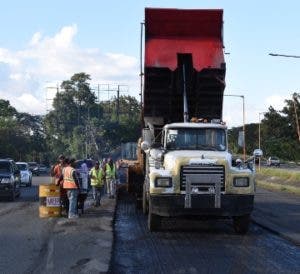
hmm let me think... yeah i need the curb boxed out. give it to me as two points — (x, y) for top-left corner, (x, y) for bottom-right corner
(251, 217), (300, 246)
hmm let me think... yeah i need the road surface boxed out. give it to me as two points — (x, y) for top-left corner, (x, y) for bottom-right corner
(110, 191), (300, 274)
(0, 176), (114, 274)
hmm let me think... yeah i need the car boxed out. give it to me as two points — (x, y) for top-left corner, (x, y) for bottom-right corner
(28, 162), (39, 176)
(0, 159), (21, 201)
(38, 164), (49, 174)
(16, 162), (32, 187)
(267, 156), (280, 167)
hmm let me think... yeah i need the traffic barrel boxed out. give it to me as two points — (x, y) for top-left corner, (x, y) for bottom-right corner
(39, 184), (61, 218)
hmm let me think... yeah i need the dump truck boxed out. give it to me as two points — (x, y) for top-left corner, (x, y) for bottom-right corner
(131, 8), (256, 233)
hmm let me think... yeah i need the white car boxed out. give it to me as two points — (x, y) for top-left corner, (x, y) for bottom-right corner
(267, 156), (280, 167)
(16, 162), (32, 187)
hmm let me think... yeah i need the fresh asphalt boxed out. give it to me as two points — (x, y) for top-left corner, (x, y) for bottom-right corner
(110, 190), (300, 274)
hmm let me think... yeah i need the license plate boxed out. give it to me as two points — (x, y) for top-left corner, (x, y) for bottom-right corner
(46, 197), (60, 207)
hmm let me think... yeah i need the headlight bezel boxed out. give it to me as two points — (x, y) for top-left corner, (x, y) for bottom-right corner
(154, 177), (172, 188)
(233, 177), (249, 187)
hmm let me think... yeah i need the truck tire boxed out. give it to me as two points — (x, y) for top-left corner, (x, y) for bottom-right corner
(142, 183), (148, 215)
(148, 201), (161, 231)
(233, 214), (251, 234)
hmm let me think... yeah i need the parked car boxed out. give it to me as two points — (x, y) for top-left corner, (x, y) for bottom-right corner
(16, 162), (32, 187)
(28, 162), (39, 176)
(38, 164), (49, 174)
(0, 159), (21, 201)
(267, 156), (280, 167)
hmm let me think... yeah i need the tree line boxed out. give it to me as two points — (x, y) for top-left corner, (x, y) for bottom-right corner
(1, 72), (299, 163)
(0, 73), (141, 164)
(228, 93), (300, 162)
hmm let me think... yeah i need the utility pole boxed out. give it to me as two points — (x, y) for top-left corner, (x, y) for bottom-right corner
(224, 94), (246, 162)
(140, 21), (145, 126)
(117, 85), (120, 123)
(258, 112), (266, 171)
(292, 94), (300, 142)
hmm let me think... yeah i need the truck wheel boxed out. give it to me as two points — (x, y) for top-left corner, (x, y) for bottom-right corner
(142, 183), (148, 215)
(148, 201), (161, 231)
(233, 214), (251, 234)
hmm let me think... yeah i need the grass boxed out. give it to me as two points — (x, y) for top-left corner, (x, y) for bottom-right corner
(257, 167), (300, 184)
(256, 180), (300, 195)
(256, 167), (300, 195)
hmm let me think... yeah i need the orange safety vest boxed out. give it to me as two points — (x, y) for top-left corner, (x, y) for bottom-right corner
(53, 164), (63, 186)
(63, 166), (78, 189)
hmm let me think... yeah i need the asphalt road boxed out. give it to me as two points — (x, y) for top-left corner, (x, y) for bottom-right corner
(110, 191), (300, 274)
(253, 187), (300, 244)
(0, 176), (53, 273)
(0, 176), (114, 274)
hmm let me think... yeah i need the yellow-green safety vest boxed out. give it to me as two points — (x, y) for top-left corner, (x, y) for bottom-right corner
(90, 167), (104, 187)
(106, 163), (116, 179)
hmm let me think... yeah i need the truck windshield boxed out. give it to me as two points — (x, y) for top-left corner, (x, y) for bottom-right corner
(166, 128), (226, 151)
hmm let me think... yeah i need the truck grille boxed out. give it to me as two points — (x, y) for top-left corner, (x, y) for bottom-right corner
(180, 164), (225, 192)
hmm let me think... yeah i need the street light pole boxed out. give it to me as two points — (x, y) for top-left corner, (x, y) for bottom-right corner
(269, 53), (300, 58)
(224, 94), (246, 162)
(269, 53), (300, 141)
(258, 112), (266, 171)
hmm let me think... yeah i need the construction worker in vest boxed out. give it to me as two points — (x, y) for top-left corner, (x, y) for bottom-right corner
(58, 158), (81, 218)
(52, 154), (65, 185)
(89, 161), (104, 206)
(105, 158), (117, 198)
(53, 155), (69, 215)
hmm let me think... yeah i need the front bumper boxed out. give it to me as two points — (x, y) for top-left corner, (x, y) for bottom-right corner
(150, 194), (254, 217)
(0, 184), (14, 197)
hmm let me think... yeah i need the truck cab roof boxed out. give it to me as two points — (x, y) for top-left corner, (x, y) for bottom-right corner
(164, 122), (227, 130)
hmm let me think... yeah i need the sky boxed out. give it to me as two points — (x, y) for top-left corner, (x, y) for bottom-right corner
(0, 0), (299, 127)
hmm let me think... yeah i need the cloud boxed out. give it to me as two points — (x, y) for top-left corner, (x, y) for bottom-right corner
(29, 32), (42, 46)
(265, 95), (286, 110)
(13, 93), (45, 114)
(0, 24), (139, 115)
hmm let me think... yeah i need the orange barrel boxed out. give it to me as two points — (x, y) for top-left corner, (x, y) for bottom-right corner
(39, 184), (61, 218)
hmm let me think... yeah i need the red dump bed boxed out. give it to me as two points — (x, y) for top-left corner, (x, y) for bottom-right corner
(145, 8), (224, 71)
(143, 8), (226, 124)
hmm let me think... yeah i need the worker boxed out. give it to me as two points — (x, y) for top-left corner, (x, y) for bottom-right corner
(52, 154), (65, 185)
(80, 159), (89, 192)
(101, 158), (108, 194)
(105, 158), (117, 198)
(53, 155), (69, 215)
(58, 158), (81, 218)
(89, 161), (104, 206)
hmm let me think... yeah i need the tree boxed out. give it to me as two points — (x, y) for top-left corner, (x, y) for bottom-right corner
(0, 99), (46, 161)
(44, 72), (101, 160)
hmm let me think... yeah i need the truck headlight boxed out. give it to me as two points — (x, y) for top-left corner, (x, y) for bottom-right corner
(233, 177), (249, 187)
(1, 178), (12, 184)
(155, 177), (172, 188)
